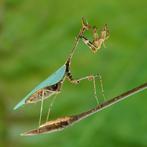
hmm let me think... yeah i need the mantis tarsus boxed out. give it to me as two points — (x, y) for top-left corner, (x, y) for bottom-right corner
(14, 17), (109, 129)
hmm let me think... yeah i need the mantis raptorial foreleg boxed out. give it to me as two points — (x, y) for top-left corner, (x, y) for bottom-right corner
(80, 24), (109, 53)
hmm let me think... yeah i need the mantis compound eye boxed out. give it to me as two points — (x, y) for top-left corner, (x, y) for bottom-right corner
(82, 17), (91, 30)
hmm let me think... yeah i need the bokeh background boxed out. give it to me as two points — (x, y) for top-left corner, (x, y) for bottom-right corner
(0, 0), (147, 147)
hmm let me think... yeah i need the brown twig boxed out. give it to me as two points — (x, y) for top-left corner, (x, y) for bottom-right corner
(21, 83), (147, 136)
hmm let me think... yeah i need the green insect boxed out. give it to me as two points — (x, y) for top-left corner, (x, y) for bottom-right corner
(14, 17), (109, 127)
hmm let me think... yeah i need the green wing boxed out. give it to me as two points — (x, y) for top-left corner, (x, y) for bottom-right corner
(14, 65), (66, 110)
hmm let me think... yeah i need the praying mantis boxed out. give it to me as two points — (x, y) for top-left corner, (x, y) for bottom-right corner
(14, 17), (109, 131)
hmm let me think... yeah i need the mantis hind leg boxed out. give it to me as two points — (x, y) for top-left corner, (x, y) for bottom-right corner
(39, 91), (44, 127)
(46, 94), (57, 122)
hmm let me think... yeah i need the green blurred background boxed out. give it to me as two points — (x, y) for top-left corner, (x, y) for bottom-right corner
(0, 0), (147, 146)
